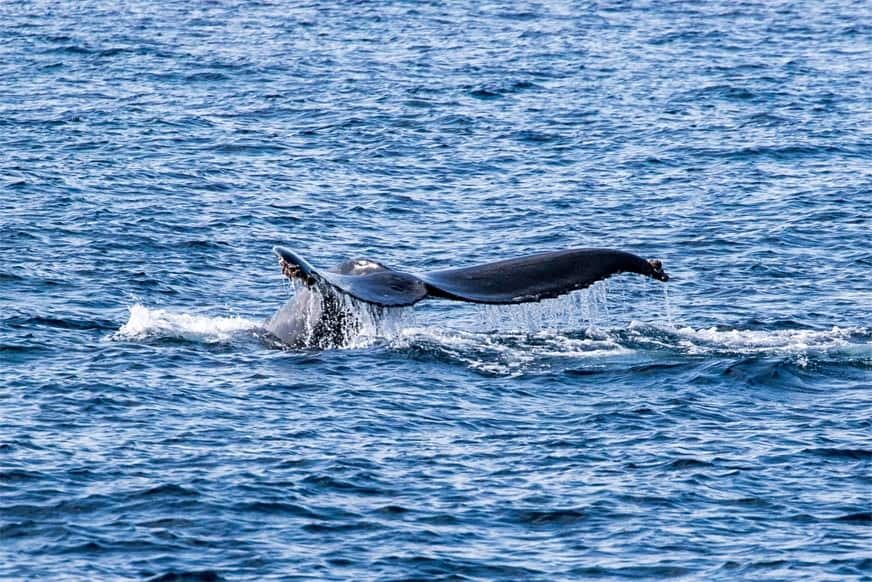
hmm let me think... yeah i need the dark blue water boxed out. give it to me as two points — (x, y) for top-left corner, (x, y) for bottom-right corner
(2, 1), (871, 579)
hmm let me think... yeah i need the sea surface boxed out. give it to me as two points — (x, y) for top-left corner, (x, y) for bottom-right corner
(2, 1), (871, 580)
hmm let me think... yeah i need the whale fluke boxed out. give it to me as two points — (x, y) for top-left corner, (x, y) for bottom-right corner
(420, 248), (668, 304)
(273, 246), (668, 307)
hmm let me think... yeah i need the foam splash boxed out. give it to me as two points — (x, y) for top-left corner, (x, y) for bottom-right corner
(671, 325), (859, 352)
(635, 323), (871, 365)
(113, 304), (260, 343)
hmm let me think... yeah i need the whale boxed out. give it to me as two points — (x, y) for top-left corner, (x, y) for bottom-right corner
(267, 246), (669, 347)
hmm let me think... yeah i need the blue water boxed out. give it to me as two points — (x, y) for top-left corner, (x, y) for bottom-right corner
(2, 1), (871, 579)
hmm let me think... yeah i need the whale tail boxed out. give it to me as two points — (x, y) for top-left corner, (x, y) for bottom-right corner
(273, 246), (668, 308)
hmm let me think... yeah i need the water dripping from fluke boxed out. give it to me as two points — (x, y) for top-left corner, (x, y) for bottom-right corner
(472, 278), (667, 335)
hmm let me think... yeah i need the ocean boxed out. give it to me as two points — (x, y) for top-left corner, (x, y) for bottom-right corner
(1, 1), (870, 579)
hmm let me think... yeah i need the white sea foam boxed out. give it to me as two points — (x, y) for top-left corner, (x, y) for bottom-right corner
(649, 323), (861, 352)
(111, 291), (870, 374)
(626, 322), (871, 367)
(113, 304), (260, 343)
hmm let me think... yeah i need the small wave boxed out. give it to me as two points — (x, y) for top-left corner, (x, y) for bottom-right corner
(466, 79), (540, 99)
(630, 323), (871, 365)
(185, 71), (230, 82)
(0, 271), (24, 281)
(509, 507), (589, 527)
(832, 512), (872, 524)
(6, 315), (116, 332)
(112, 304), (260, 344)
(145, 570), (223, 582)
(803, 448), (872, 461)
(395, 327), (634, 376)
